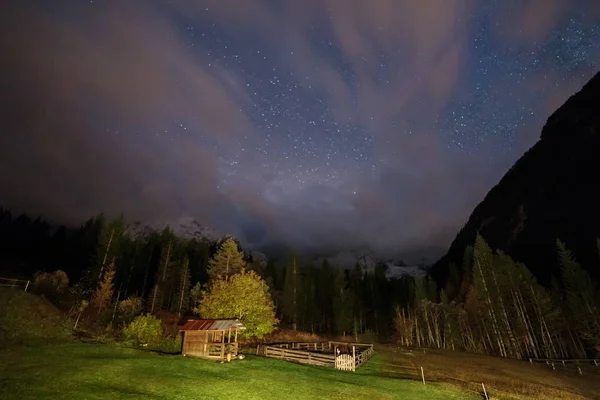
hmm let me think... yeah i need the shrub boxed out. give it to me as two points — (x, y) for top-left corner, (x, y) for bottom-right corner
(118, 296), (143, 324)
(359, 329), (378, 344)
(32, 270), (69, 301)
(150, 335), (182, 354)
(122, 314), (163, 346)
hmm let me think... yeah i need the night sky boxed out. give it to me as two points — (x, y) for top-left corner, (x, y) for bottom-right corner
(1, 1), (599, 261)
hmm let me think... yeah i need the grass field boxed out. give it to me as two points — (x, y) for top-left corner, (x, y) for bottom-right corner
(0, 343), (475, 400)
(376, 345), (600, 400)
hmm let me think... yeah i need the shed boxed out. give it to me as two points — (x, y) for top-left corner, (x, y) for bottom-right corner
(179, 319), (245, 360)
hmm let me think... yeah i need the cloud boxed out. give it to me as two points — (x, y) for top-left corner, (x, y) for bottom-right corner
(0, 1), (252, 224)
(0, 0), (598, 262)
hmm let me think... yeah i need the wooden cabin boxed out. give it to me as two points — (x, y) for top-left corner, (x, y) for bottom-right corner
(179, 319), (245, 360)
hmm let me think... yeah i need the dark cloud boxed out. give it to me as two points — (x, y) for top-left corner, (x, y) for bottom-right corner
(1, 1), (599, 261)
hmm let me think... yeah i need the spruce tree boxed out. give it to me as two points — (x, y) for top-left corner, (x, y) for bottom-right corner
(207, 238), (245, 280)
(333, 268), (353, 337)
(557, 239), (600, 345)
(176, 256), (191, 316)
(282, 250), (301, 330)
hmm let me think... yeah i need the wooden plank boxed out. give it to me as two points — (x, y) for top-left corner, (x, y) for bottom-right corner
(264, 346), (335, 359)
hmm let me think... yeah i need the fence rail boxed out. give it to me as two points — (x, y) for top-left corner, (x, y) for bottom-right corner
(261, 341), (374, 371)
(0, 277), (30, 291)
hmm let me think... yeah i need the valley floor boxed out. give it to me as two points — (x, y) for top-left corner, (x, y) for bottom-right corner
(377, 344), (600, 400)
(0, 343), (473, 400)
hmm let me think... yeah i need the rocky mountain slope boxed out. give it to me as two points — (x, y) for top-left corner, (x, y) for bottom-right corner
(431, 71), (600, 288)
(317, 251), (428, 278)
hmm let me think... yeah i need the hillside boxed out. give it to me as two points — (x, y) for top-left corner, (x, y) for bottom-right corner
(432, 71), (600, 288)
(0, 288), (71, 346)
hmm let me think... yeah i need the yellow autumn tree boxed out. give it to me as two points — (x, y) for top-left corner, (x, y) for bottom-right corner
(93, 261), (115, 313)
(196, 269), (278, 338)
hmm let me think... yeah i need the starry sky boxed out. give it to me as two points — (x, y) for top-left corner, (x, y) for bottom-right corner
(1, 1), (599, 261)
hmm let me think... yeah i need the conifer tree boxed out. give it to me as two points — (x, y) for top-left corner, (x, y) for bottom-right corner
(176, 256), (191, 316)
(150, 232), (173, 313)
(333, 268), (353, 337)
(282, 250), (301, 330)
(207, 238), (245, 280)
(557, 239), (600, 345)
(93, 261), (115, 314)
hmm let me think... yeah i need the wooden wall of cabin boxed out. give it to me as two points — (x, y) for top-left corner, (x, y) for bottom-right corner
(182, 331), (209, 357)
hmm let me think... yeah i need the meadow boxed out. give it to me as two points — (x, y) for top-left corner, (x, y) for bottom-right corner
(0, 343), (474, 400)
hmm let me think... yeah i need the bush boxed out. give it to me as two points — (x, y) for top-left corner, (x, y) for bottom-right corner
(32, 270), (69, 302)
(359, 329), (378, 344)
(122, 314), (163, 346)
(150, 335), (182, 354)
(122, 314), (182, 353)
(118, 296), (143, 324)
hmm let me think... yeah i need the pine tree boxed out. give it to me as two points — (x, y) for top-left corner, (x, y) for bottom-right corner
(557, 239), (600, 346)
(176, 257), (191, 316)
(282, 250), (301, 330)
(150, 233), (173, 313)
(93, 261), (115, 314)
(207, 238), (245, 280)
(300, 263), (317, 332)
(332, 268), (353, 337)
(190, 281), (202, 310)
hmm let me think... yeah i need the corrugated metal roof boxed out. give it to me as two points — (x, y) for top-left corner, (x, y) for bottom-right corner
(179, 318), (246, 331)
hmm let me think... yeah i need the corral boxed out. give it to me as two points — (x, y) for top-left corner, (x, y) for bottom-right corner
(258, 341), (374, 371)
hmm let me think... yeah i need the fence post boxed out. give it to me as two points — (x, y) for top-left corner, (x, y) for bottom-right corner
(482, 383), (489, 400)
(352, 346), (356, 371)
(24, 280), (30, 292)
(420, 366), (425, 385)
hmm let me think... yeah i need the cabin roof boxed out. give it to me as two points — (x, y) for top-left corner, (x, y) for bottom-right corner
(179, 318), (246, 331)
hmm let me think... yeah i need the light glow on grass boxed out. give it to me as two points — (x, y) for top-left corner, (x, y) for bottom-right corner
(0, 343), (475, 400)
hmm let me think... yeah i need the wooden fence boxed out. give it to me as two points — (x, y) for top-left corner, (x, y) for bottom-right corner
(335, 354), (355, 371)
(0, 277), (30, 291)
(264, 345), (336, 367)
(529, 358), (600, 375)
(261, 341), (375, 371)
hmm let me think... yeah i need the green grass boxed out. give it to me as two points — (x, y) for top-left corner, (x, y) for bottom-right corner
(0, 343), (476, 400)
(0, 288), (71, 347)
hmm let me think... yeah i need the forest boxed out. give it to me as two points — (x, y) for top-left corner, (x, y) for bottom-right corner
(1, 207), (599, 358)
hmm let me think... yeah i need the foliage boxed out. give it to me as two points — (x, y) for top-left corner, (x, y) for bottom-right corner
(93, 261), (115, 313)
(197, 269), (278, 338)
(174, 257), (190, 315)
(122, 314), (163, 346)
(207, 238), (245, 280)
(0, 288), (71, 346)
(73, 299), (89, 330)
(282, 250), (301, 330)
(32, 270), (69, 301)
(557, 239), (600, 345)
(358, 329), (378, 344)
(150, 335), (182, 354)
(190, 282), (202, 307)
(118, 296), (144, 324)
(395, 234), (600, 360)
(333, 268), (353, 336)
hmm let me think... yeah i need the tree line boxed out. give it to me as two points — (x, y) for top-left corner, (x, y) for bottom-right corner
(395, 234), (600, 359)
(3, 207), (598, 356)
(0, 209), (411, 340)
